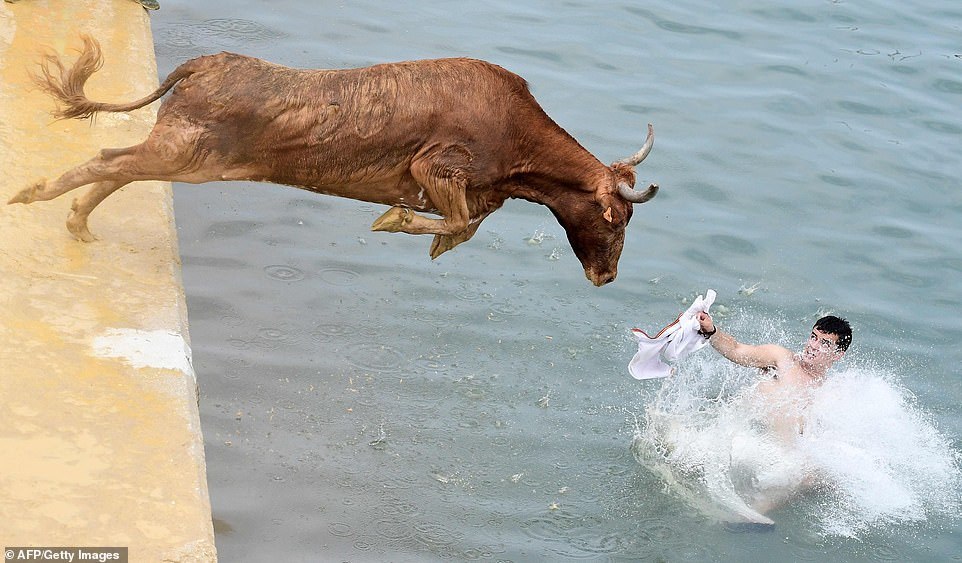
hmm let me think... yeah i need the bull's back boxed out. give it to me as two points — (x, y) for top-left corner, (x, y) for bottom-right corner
(158, 54), (537, 186)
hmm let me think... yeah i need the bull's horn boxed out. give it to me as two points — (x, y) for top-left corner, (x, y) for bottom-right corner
(617, 182), (658, 204)
(615, 123), (654, 167)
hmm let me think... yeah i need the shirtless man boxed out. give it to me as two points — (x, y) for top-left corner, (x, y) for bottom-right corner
(695, 313), (852, 520)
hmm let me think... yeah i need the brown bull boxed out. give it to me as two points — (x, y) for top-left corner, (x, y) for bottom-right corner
(9, 36), (659, 286)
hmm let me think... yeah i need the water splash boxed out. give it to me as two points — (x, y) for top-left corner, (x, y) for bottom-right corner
(525, 228), (554, 246)
(630, 340), (961, 537)
(798, 368), (962, 537)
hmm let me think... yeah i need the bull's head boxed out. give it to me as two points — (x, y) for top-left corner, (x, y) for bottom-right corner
(552, 124), (659, 287)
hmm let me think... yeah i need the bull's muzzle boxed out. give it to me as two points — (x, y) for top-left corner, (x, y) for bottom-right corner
(587, 268), (616, 287)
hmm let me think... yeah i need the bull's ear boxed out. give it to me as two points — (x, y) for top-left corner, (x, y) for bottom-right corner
(596, 193), (623, 223)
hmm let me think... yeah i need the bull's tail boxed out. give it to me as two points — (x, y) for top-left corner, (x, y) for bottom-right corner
(35, 34), (195, 120)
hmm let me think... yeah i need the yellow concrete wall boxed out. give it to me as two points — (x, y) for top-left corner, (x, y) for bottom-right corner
(0, 1), (215, 560)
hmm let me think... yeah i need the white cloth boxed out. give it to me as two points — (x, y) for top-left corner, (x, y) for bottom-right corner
(628, 289), (717, 380)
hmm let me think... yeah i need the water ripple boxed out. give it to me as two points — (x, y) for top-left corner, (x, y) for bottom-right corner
(222, 358), (248, 380)
(570, 532), (630, 555)
(264, 264), (306, 282)
(933, 78), (962, 95)
(198, 18), (285, 41)
(375, 519), (414, 541)
(488, 300), (523, 317)
(412, 356), (453, 376)
(155, 18), (286, 58)
(258, 326), (293, 342)
(328, 522), (354, 537)
(520, 511), (580, 542)
(380, 498), (420, 517)
(635, 517), (677, 544)
(412, 309), (456, 328)
(352, 536), (374, 552)
(319, 267), (360, 286)
(412, 521), (464, 548)
(344, 343), (406, 372)
(310, 323), (351, 342)
(453, 283), (491, 302)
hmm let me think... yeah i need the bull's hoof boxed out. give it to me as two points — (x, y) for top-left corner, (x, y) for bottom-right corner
(66, 220), (98, 243)
(430, 234), (457, 259)
(7, 179), (46, 205)
(371, 206), (413, 233)
(66, 206), (98, 243)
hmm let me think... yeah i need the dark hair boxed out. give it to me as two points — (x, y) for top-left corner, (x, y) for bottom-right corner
(814, 315), (852, 351)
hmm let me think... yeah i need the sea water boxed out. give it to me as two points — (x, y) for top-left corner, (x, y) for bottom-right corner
(144, 0), (962, 560)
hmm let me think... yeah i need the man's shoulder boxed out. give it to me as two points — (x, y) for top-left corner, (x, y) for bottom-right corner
(755, 343), (794, 367)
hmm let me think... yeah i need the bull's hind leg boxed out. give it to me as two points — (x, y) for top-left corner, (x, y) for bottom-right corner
(9, 130), (219, 241)
(371, 148), (474, 257)
(8, 146), (146, 240)
(8, 146), (140, 206)
(65, 180), (128, 242)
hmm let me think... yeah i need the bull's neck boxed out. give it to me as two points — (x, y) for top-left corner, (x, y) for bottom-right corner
(508, 132), (610, 206)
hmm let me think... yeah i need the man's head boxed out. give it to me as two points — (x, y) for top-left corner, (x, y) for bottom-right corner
(801, 315), (852, 371)
(814, 315), (852, 351)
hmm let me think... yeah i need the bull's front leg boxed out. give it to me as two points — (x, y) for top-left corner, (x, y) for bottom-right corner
(370, 199), (468, 238)
(371, 151), (472, 258)
(428, 203), (505, 259)
(371, 207), (483, 259)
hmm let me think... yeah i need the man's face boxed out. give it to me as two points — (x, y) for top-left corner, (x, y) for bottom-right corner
(801, 327), (844, 370)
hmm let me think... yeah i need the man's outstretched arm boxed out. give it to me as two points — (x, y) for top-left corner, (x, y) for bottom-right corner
(697, 312), (790, 369)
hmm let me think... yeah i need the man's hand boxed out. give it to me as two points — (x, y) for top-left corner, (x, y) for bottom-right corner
(698, 312), (715, 334)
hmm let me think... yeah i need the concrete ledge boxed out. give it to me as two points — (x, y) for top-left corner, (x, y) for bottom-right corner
(0, 1), (215, 560)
